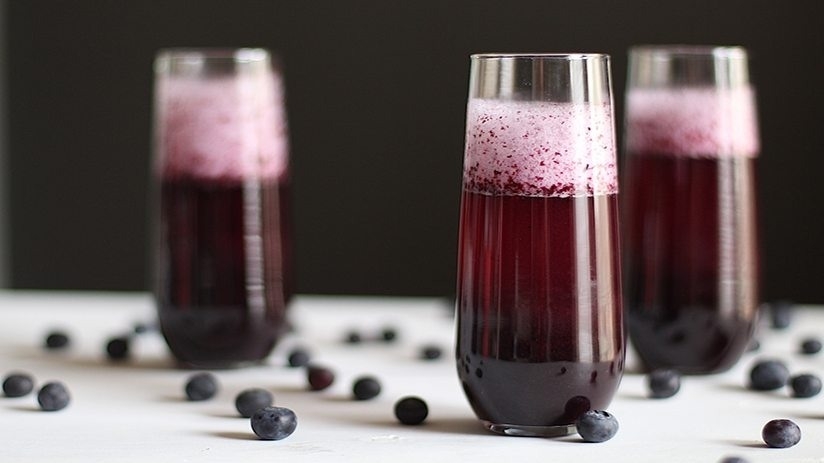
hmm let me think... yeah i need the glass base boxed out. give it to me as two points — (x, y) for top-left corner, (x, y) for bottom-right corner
(173, 358), (265, 370)
(483, 421), (576, 437)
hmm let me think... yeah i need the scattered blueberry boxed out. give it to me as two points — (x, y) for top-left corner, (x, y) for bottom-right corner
(746, 339), (760, 353)
(800, 337), (822, 355)
(307, 366), (335, 391)
(761, 419), (801, 448)
(749, 359), (790, 391)
(45, 331), (70, 350)
(769, 301), (794, 330)
(37, 381), (71, 411)
(419, 345), (443, 360)
(352, 376), (382, 401)
(344, 330), (362, 344)
(105, 336), (130, 361)
(381, 327), (398, 343)
(185, 372), (219, 401)
(647, 369), (681, 399)
(133, 321), (155, 335)
(3, 372), (35, 398)
(790, 373), (822, 398)
(719, 457), (749, 463)
(576, 410), (619, 443)
(251, 406), (297, 440)
(287, 348), (311, 368)
(394, 396), (428, 425)
(235, 388), (274, 418)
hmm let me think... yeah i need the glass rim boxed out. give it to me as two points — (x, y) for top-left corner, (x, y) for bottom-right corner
(629, 45), (748, 60)
(470, 53), (610, 61)
(156, 47), (271, 63)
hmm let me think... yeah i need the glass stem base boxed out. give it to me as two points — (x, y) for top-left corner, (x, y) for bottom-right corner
(483, 421), (576, 437)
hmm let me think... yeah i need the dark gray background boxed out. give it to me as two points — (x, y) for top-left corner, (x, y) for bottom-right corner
(2, 1), (823, 302)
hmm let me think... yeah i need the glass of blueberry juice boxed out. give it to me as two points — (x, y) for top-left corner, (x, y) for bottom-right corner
(152, 49), (293, 368)
(623, 46), (760, 374)
(455, 54), (625, 436)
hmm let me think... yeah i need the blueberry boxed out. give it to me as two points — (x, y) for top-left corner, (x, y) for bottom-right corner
(749, 359), (790, 391)
(576, 410), (619, 443)
(235, 388), (274, 418)
(45, 331), (70, 350)
(790, 373), (822, 398)
(3, 373), (35, 398)
(419, 345), (443, 360)
(37, 381), (71, 411)
(394, 396), (428, 425)
(287, 348), (311, 368)
(344, 330), (362, 344)
(761, 419), (801, 448)
(352, 376), (381, 400)
(719, 457), (749, 463)
(381, 327), (398, 342)
(647, 369), (681, 399)
(769, 301), (794, 329)
(746, 339), (760, 353)
(105, 336), (130, 361)
(800, 338), (822, 355)
(185, 372), (219, 401)
(133, 321), (155, 335)
(251, 406), (297, 440)
(307, 366), (335, 391)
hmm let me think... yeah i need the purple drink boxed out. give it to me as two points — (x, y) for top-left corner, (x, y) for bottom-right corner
(456, 94), (624, 434)
(623, 84), (760, 374)
(153, 50), (292, 368)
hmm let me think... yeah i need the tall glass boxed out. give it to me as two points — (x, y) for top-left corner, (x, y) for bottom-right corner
(623, 46), (760, 374)
(455, 54), (624, 437)
(152, 48), (292, 368)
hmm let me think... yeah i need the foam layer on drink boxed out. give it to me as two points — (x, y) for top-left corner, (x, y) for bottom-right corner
(156, 72), (289, 181)
(626, 87), (759, 158)
(463, 98), (617, 197)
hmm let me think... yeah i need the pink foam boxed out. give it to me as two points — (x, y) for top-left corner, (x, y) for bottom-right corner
(625, 87), (759, 157)
(463, 98), (618, 197)
(155, 71), (289, 181)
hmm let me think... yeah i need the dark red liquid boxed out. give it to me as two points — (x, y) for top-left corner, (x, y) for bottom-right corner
(623, 154), (759, 374)
(156, 177), (292, 368)
(456, 190), (624, 428)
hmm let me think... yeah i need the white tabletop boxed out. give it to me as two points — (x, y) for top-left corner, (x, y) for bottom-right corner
(0, 290), (822, 463)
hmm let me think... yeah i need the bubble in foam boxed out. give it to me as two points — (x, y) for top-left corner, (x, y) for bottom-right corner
(625, 86), (759, 158)
(155, 71), (289, 182)
(462, 98), (618, 197)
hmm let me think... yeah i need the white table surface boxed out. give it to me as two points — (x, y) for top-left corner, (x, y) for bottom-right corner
(1, 290), (823, 463)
